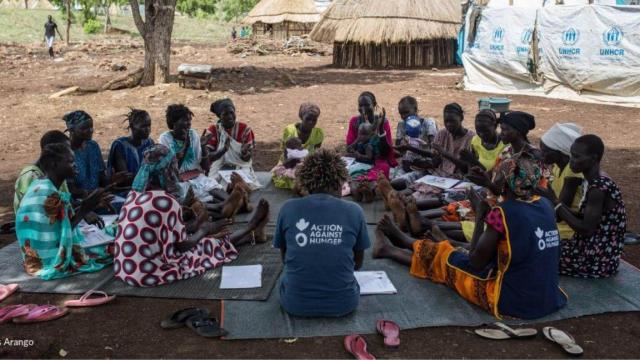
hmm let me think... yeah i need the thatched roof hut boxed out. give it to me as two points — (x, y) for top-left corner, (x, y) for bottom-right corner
(242, 0), (321, 41)
(310, 0), (461, 68)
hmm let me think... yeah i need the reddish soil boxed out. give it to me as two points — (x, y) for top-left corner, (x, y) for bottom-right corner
(0, 38), (639, 358)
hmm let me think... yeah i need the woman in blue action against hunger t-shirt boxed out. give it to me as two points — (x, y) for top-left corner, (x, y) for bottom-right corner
(273, 149), (371, 317)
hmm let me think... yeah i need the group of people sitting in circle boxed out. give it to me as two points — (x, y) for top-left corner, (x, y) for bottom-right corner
(13, 90), (626, 320)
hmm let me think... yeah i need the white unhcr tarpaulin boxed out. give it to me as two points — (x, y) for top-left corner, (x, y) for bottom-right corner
(462, 4), (640, 107)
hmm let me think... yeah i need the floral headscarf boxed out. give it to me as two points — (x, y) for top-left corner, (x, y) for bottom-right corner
(131, 144), (182, 199)
(493, 151), (542, 200)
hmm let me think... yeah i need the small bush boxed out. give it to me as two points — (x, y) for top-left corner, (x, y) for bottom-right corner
(83, 19), (103, 34)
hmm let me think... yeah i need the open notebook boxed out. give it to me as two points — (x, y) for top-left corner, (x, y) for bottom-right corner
(78, 215), (118, 248)
(355, 271), (397, 295)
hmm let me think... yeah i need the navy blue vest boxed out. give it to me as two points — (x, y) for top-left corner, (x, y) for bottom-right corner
(497, 197), (567, 319)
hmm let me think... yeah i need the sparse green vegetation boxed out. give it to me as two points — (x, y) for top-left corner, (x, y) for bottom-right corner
(0, 8), (235, 44)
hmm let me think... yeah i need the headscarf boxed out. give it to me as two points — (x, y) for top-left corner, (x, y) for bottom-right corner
(502, 111), (535, 137)
(63, 110), (92, 130)
(444, 103), (464, 118)
(210, 98), (235, 118)
(540, 123), (583, 156)
(131, 144), (181, 199)
(494, 151), (542, 200)
(298, 102), (321, 120)
(404, 115), (423, 138)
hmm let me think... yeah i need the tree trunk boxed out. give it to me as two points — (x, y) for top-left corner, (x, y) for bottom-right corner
(129, 0), (176, 86)
(66, 0), (71, 45)
(153, 1), (175, 84)
(24, 0), (28, 9)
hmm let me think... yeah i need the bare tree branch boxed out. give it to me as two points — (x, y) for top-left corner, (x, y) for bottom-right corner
(129, 0), (145, 37)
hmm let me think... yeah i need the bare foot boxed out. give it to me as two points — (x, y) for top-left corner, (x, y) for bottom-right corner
(405, 196), (424, 237)
(388, 191), (408, 232)
(372, 228), (392, 259)
(378, 214), (411, 249)
(248, 199), (269, 231)
(430, 223), (449, 242)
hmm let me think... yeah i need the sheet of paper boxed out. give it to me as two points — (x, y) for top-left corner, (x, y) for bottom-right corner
(220, 265), (263, 289)
(415, 175), (462, 190)
(341, 157), (356, 167)
(78, 215), (118, 248)
(355, 271), (397, 295)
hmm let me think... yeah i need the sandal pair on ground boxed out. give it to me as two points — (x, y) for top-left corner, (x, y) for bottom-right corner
(161, 307), (227, 338)
(475, 322), (584, 356)
(0, 286), (115, 324)
(344, 319), (400, 360)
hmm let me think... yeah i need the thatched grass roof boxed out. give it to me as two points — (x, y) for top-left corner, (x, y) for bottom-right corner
(310, 0), (461, 44)
(243, 0), (321, 25)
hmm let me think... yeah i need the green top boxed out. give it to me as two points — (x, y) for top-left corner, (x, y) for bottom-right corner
(280, 123), (324, 162)
(14, 164), (69, 215)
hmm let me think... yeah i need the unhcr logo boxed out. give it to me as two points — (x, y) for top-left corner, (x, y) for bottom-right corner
(562, 28), (580, 46)
(490, 27), (505, 53)
(603, 26), (623, 46)
(558, 27), (581, 58)
(493, 27), (505, 43)
(521, 28), (533, 45)
(600, 26), (625, 57)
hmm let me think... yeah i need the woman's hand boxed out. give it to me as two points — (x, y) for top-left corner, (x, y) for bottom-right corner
(534, 186), (559, 205)
(459, 149), (477, 164)
(84, 211), (105, 229)
(110, 171), (133, 186)
(467, 166), (492, 187)
(469, 187), (490, 219)
(200, 129), (213, 147)
(81, 188), (113, 213)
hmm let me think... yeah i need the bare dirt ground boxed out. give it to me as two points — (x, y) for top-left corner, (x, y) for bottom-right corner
(0, 37), (639, 358)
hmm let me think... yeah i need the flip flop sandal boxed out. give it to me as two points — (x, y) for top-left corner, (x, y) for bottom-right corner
(0, 304), (35, 324)
(474, 322), (538, 340)
(624, 233), (640, 245)
(186, 316), (228, 338)
(0, 222), (15, 235)
(64, 290), (115, 307)
(0, 284), (19, 302)
(13, 305), (69, 324)
(160, 307), (210, 329)
(376, 319), (400, 348)
(344, 334), (376, 360)
(543, 326), (584, 356)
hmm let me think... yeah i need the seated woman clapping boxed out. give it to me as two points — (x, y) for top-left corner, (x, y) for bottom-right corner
(114, 144), (270, 287)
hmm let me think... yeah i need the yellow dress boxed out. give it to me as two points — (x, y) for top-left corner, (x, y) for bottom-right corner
(551, 164), (584, 239)
(272, 124), (324, 189)
(470, 135), (506, 171)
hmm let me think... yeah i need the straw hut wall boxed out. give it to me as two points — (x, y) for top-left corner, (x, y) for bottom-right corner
(310, 0), (461, 68)
(242, 0), (321, 41)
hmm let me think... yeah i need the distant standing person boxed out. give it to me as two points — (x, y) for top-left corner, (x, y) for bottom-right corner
(231, 27), (237, 41)
(44, 15), (63, 59)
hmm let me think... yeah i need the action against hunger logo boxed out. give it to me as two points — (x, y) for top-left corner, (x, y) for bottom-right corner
(294, 218), (344, 247)
(535, 227), (560, 251)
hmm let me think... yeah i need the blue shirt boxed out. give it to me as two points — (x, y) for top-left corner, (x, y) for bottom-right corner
(273, 193), (371, 317)
(73, 140), (105, 192)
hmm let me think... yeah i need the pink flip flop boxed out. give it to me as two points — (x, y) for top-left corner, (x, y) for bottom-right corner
(13, 305), (69, 324)
(0, 284), (19, 302)
(344, 334), (376, 360)
(376, 319), (400, 348)
(0, 304), (35, 324)
(64, 290), (115, 307)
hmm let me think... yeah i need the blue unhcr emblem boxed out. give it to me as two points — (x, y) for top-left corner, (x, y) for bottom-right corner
(603, 26), (623, 46)
(521, 28), (533, 45)
(493, 27), (505, 43)
(562, 28), (580, 46)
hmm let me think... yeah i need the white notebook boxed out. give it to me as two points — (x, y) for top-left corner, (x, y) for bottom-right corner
(78, 215), (118, 248)
(355, 271), (397, 295)
(220, 265), (263, 289)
